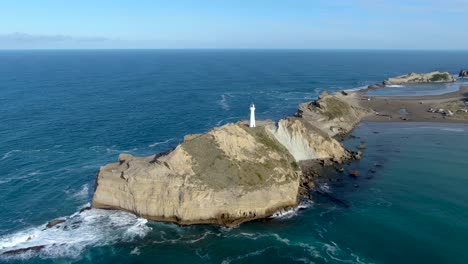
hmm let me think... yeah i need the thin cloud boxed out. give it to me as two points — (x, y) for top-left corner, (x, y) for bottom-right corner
(0, 32), (112, 43)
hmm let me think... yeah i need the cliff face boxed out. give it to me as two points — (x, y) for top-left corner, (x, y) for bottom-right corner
(269, 118), (349, 162)
(384, 71), (455, 85)
(93, 123), (301, 226)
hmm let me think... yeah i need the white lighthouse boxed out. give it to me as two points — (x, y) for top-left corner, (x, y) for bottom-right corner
(249, 103), (256, 128)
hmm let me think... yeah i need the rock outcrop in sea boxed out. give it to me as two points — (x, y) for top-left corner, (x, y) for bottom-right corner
(460, 70), (468, 77)
(92, 92), (365, 226)
(383, 71), (455, 85)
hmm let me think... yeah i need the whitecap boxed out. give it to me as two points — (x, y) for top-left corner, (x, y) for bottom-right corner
(270, 200), (313, 219)
(0, 150), (21, 161)
(0, 206), (151, 260)
(130, 247), (140, 255)
(218, 94), (230, 111)
(318, 183), (332, 193)
(386, 85), (405, 88)
(0, 179), (11, 185)
(148, 138), (177, 148)
(27, 171), (42, 176)
(71, 184), (90, 201)
(440, 127), (465, 132)
(343, 85), (369, 92)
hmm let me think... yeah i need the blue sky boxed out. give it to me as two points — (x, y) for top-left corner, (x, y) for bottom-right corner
(0, 0), (467, 49)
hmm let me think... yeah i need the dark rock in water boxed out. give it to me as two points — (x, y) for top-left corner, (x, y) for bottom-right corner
(79, 206), (92, 213)
(353, 151), (362, 160)
(349, 171), (360, 177)
(459, 70), (468, 77)
(373, 131), (380, 134)
(357, 144), (366, 150)
(368, 168), (377, 173)
(336, 167), (345, 173)
(1, 245), (46, 255)
(314, 191), (350, 208)
(46, 219), (65, 229)
(368, 83), (385, 89)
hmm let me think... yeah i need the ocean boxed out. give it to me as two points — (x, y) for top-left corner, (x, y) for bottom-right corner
(0, 50), (467, 263)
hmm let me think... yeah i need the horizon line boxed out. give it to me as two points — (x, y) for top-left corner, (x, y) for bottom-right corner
(1, 48), (468, 51)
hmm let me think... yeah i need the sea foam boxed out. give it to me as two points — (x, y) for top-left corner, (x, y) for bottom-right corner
(0, 204), (151, 260)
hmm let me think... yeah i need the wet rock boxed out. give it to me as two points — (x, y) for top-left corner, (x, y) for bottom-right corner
(46, 219), (66, 229)
(1, 245), (46, 255)
(459, 70), (468, 77)
(357, 144), (366, 150)
(349, 171), (360, 177)
(79, 206), (91, 214)
(336, 167), (345, 173)
(319, 159), (334, 167)
(368, 83), (385, 90)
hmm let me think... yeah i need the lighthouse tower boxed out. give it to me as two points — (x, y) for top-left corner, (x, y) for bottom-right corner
(249, 103), (256, 128)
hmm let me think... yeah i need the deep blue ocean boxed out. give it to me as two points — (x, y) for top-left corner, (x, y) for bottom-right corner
(0, 50), (467, 263)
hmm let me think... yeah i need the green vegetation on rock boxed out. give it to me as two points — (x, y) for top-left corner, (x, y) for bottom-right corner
(429, 73), (450, 82)
(320, 97), (352, 120)
(181, 124), (297, 191)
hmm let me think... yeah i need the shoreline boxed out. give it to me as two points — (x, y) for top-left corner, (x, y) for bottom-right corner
(345, 86), (468, 124)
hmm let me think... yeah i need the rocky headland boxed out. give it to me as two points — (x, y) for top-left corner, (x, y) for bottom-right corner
(92, 90), (368, 226)
(383, 71), (455, 85)
(460, 70), (468, 77)
(92, 72), (468, 227)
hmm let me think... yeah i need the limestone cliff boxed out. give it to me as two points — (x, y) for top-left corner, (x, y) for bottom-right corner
(384, 71), (455, 85)
(269, 118), (349, 162)
(93, 123), (301, 226)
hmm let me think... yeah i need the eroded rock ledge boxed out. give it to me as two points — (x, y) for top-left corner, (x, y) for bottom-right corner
(92, 92), (366, 226)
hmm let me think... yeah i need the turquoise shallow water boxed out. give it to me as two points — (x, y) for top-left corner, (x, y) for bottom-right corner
(1, 50), (468, 263)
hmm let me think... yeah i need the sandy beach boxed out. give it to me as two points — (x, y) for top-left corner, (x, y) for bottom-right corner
(351, 86), (468, 123)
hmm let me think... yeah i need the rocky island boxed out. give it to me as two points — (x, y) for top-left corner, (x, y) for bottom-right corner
(383, 71), (455, 85)
(92, 72), (468, 227)
(92, 92), (361, 226)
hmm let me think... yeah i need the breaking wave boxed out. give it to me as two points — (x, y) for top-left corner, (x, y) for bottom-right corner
(71, 184), (90, 201)
(0, 204), (151, 260)
(148, 138), (177, 148)
(386, 85), (405, 88)
(270, 200), (313, 219)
